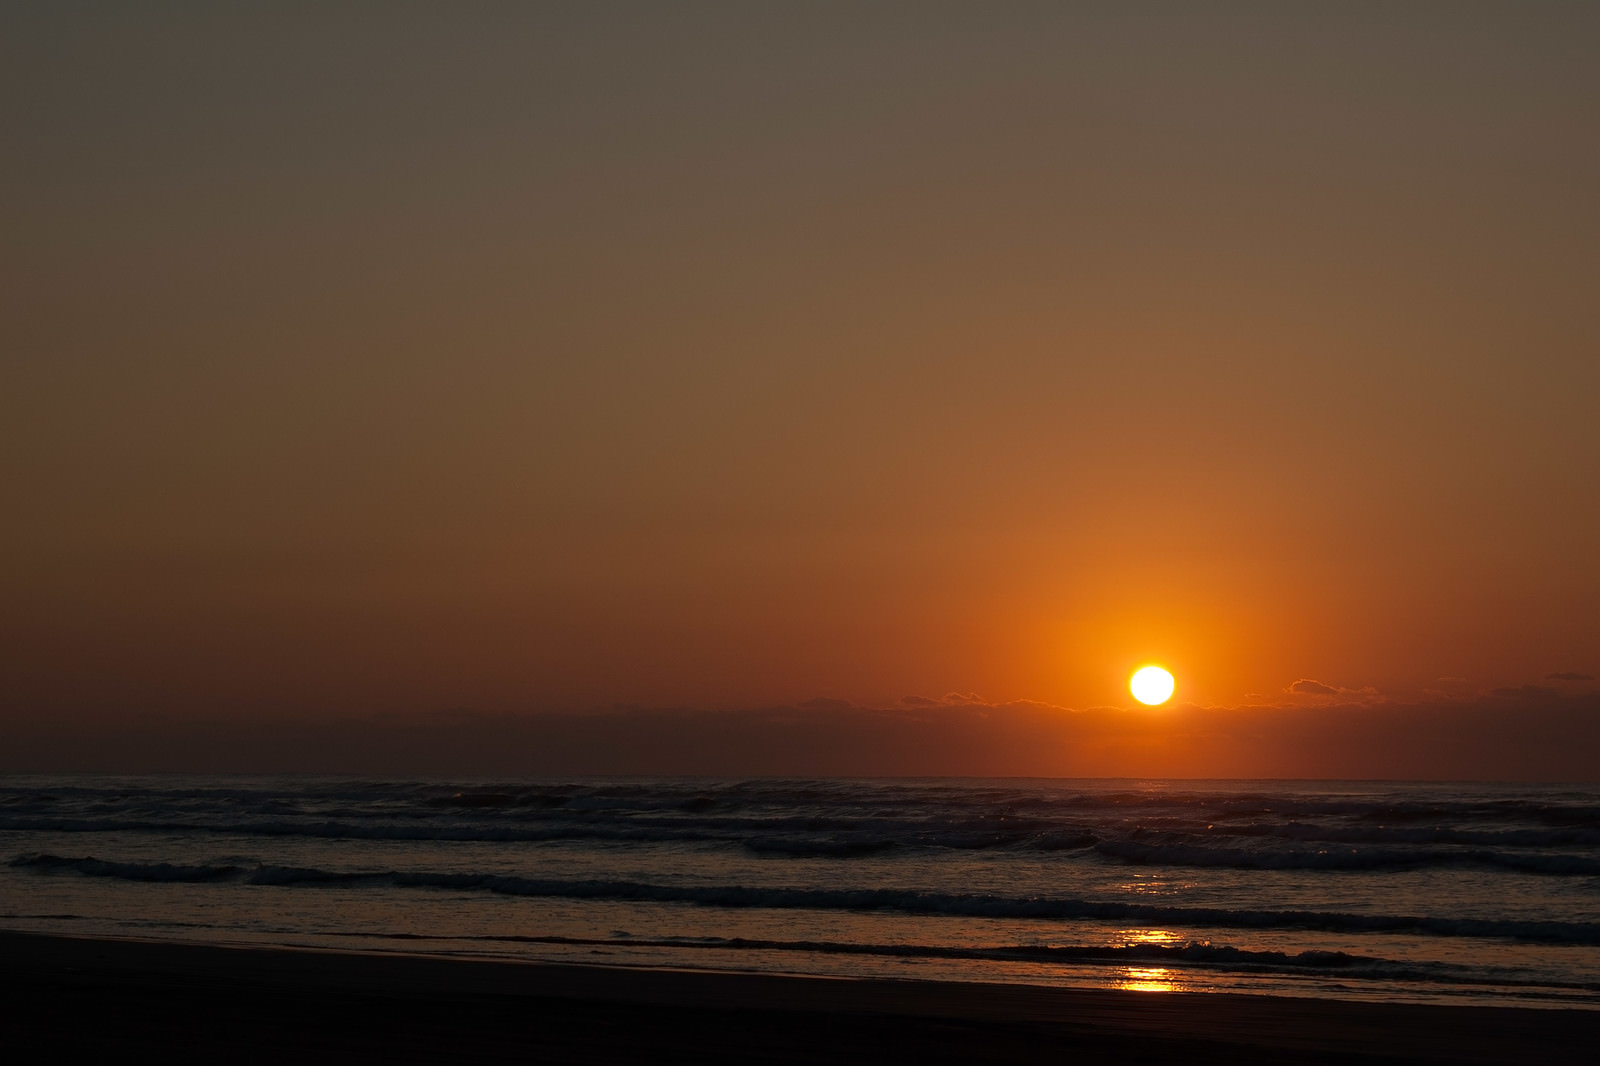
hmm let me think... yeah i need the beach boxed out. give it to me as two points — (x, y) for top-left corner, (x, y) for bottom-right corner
(4, 930), (1597, 1064)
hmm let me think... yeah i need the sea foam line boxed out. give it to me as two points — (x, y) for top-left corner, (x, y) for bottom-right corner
(6, 815), (1598, 873)
(14, 853), (1600, 946)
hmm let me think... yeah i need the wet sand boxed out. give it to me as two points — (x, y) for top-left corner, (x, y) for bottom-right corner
(2, 930), (1595, 1064)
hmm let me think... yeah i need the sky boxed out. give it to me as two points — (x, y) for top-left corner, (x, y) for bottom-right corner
(3, 4), (1598, 776)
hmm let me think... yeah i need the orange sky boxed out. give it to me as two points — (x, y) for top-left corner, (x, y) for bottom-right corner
(3, 6), (1598, 775)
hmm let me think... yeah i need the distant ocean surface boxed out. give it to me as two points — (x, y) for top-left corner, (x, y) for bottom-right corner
(3, 776), (1598, 1008)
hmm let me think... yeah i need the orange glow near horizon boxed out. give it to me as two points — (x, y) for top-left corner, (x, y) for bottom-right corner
(3, 8), (1600, 780)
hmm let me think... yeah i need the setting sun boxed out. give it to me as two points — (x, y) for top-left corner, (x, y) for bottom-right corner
(1130, 666), (1175, 706)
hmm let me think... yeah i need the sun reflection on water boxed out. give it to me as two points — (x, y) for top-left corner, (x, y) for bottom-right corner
(1109, 929), (1191, 992)
(1114, 966), (1186, 993)
(1113, 874), (1198, 896)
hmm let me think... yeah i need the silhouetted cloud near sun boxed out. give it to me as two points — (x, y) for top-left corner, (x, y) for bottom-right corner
(902, 692), (989, 707)
(1287, 679), (1383, 703)
(1492, 685), (1560, 700)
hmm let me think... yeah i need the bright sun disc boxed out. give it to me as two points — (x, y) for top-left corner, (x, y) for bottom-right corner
(1130, 666), (1175, 706)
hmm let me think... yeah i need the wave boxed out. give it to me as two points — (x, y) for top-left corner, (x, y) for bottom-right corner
(0, 777), (1587, 804)
(16, 853), (1600, 946)
(1216, 823), (1600, 849)
(13, 854), (242, 883)
(0, 816), (737, 846)
(1095, 840), (1600, 876)
(579, 935), (1396, 971)
(5, 781), (1599, 887)
(354, 929), (1411, 974)
(357, 931), (1600, 993)
(9, 812), (1596, 876)
(8, 780), (1600, 823)
(741, 837), (901, 858)
(0, 814), (1105, 855)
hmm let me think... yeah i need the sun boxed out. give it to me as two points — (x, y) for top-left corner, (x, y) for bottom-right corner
(1130, 666), (1175, 706)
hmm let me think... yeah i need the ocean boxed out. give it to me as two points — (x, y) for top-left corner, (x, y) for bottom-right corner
(2, 776), (1597, 1008)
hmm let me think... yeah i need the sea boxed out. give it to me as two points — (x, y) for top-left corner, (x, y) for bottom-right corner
(3, 776), (1598, 1008)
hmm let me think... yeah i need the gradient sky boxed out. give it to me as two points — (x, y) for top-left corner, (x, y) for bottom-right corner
(4, 5), (1598, 775)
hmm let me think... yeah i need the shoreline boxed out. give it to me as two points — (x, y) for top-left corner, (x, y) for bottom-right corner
(4, 930), (1598, 1063)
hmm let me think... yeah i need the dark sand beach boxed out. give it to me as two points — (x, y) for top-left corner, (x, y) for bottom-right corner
(2, 931), (1595, 1064)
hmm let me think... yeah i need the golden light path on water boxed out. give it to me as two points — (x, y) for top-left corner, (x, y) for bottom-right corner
(1115, 967), (1188, 993)
(1110, 928), (1192, 993)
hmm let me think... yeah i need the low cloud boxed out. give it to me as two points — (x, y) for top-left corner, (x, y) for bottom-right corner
(902, 691), (988, 707)
(1287, 678), (1383, 703)
(796, 697), (855, 712)
(1491, 685), (1559, 700)
(1548, 672), (1595, 682)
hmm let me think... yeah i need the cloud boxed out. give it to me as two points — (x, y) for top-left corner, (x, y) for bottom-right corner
(1547, 672), (1595, 682)
(796, 697), (854, 712)
(1491, 685), (1558, 700)
(1421, 676), (1478, 699)
(1287, 678), (1383, 703)
(1289, 679), (1339, 696)
(900, 692), (989, 707)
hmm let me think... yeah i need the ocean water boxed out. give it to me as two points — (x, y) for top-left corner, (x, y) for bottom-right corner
(2, 776), (1598, 1008)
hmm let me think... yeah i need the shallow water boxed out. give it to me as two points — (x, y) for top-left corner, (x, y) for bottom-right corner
(3, 776), (1597, 1007)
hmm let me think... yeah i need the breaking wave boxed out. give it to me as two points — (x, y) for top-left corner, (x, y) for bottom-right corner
(16, 852), (1600, 946)
(1095, 840), (1600, 875)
